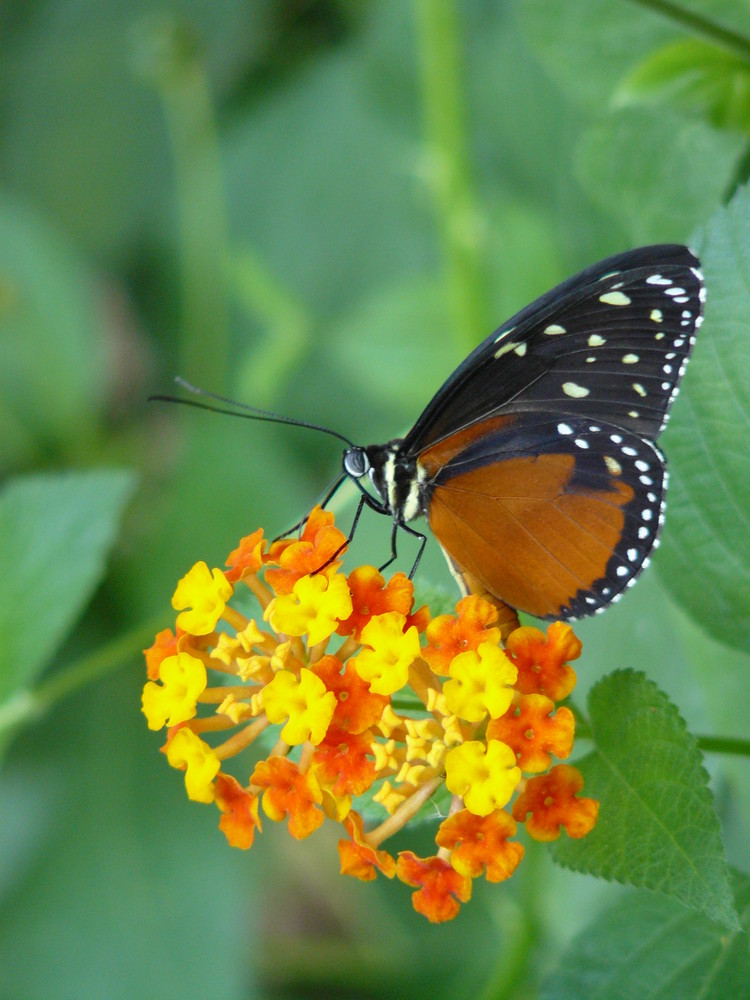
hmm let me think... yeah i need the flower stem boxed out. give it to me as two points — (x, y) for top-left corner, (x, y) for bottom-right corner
(368, 775), (443, 846)
(626, 0), (750, 62)
(413, 0), (489, 351)
(0, 615), (165, 741)
(228, 249), (316, 407)
(697, 734), (750, 757)
(132, 15), (231, 383)
(570, 720), (750, 758)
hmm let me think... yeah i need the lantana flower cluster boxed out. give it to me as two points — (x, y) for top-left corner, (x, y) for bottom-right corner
(142, 507), (598, 922)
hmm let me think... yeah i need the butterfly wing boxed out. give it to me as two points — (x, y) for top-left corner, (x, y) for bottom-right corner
(405, 244), (704, 619)
(420, 413), (665, 619)
(402, 244), (703, 456)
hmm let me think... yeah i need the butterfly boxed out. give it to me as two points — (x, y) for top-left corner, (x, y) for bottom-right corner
(339, 244), (704, 624)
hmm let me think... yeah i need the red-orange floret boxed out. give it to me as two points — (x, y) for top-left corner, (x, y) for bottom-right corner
(251, 756), (324, 839)
(214, 773), (262, 849)
(396, 852), (472, 923)
(225, 528), (266, 583)
(436, 809), (524, 882)
(504, 622), (581, 701)
(338, 812), (396, 881)
(313, 727), (377, 797)
(487, 695), (575, 773)
(312, 655), (389, 734)
(512, 764), (599, 841)
(263, 506), (347, 595)
(143, 628), (179, 681)
(337, 567), (427, 638)
(421, 595), (502, 675)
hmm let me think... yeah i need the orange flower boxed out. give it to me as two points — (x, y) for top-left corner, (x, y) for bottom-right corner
(487, 695), (575, 773)
(215, 773), (261, 849)
(313, 727), (377, 797)
(145, 506), (596, 924)
(264, 506), (347, 595)
(312, 655), (389, 734)
(396, 852), (472, 923)
(421, 595), (502, 675)
(338, 812), (396, 881)
(337, 567), (429, 639)
(143, 628), (179, 681)
(251, 757), (324, 840)
(436, 809), (524, 882)
(504, 622), (581, 701)
(512, 764), (599, 841)
(225, 529), (266, 583)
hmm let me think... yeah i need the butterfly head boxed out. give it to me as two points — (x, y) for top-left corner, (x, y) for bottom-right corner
(342, 442), (394, 509)
(343, 440), (424, 523)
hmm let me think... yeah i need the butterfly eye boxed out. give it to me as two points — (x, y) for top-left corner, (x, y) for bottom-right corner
(343, 447), (370, 479)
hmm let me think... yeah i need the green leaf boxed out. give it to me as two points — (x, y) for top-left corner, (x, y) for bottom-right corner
(541, 869), (750, 1000)
(328, 276), (454, 427)
(0, 195), (105, 465)
(552, 670), (738, 929)
(520, 0), (675, 109)
(656, 184), (750, 651)
(575, 108), (743, 243)
(521, 0), (750, 111)
(617, 38), (750, 131)
(0, 470), (136, 700)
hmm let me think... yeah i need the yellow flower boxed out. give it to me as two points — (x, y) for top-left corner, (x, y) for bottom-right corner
(445, 740), (521, 816)
(262, 667), (337, 745)
(141, 652), (207, 730)
(352, 612), (421, 695)
(145, 505), (596, 925)
(172, 561), (233, 635)
(443, 642), (518, 722)
(166, 728), (220, 803)
(265, 573), (353, 646)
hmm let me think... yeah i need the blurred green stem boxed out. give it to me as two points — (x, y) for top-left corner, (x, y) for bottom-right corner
(477, 841), (544, 1000)
(627, 0), (750, 62)
(413, 0), (488, 351)
(229, 249), (315, 406)
(573, 718), (750, 758)
(136, 17), (231, 384)
(0, 617), (164, 741)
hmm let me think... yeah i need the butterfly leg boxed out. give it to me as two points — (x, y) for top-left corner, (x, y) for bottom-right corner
(378, 520), (427, 579)
(272, 473), (347, 542)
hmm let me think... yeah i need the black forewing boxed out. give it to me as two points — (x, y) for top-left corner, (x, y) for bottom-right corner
(401, 244), (703, 456)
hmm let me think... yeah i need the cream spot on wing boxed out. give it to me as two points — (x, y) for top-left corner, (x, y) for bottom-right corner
(562, 382), (589, 398)
(600, 291), (631, 306)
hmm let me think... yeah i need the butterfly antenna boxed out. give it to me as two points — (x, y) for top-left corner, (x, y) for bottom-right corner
(149, 376), (355, 448)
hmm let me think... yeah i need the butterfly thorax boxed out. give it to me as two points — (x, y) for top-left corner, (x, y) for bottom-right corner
(343, 441), (426, 523)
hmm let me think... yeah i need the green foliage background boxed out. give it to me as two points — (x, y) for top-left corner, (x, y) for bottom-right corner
(1, 1), (749, 998)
